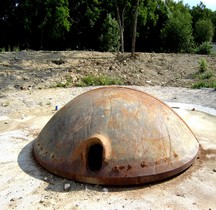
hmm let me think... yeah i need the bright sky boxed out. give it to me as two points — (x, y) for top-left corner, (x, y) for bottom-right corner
(174, 0), (216, 11)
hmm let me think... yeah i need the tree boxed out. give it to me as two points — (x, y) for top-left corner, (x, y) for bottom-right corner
(0, 0), (18, 50)
(131, 0), (139, 56)
(17, 0), (71, 49)
(212, 11), (216, 41)
(135, 0), (160, 52)
(190, 2), (213, 27)
(161, 10), (194, 53)
(194, 19), (214, 44)
(115, 0), (129, 53)
(99, 14), (120, 52)
(68, 0), (103, 50)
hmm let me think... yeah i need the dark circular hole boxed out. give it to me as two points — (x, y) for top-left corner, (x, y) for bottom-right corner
(87, 143), (103, 172)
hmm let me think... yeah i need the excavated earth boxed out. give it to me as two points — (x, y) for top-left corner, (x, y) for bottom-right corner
(0, 51), (216, 210)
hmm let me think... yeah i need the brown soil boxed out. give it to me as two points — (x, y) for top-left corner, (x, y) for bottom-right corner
(0, 51), (216, 91)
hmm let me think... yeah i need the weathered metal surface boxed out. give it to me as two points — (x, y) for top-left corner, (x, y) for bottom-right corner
(33, 87), (199, 185)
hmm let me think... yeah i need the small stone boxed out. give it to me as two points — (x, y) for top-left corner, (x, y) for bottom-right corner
(64, 183), (71, 191)
(23, 76), (29, 81)
(146, 80), (152, 84)
(10, 75), (17, 80)
(213, 169), (216, 172)
(43, 177), (48, 181)
(109, 66), (114, 70)
(102, 188), (109, 193)
(28, 85), (32, 90)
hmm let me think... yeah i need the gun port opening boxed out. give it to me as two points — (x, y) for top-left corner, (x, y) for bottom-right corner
(87, 143), (103, 172)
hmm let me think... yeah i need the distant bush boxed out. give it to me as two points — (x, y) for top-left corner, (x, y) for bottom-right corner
(196, 42), (212, 55)
(194, 19), (214, 45)
(160, 10), (194, 53)
(99, 14), (120, 52)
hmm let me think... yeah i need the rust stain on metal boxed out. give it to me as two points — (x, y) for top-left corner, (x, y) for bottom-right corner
(33, 86), (199, 185)
(141, 162), (147, 168)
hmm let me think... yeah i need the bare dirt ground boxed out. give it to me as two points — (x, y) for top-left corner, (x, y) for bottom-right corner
(0, 51), (216, 90)
(0, 51), (216, 210)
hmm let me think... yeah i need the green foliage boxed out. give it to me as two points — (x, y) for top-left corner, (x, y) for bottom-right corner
(194, 19), (214, 44)
(192, 60), (216, 89)
(198, 71), (213, 80)
(192, 80), (216, 89)
(39, 0), (71, 39)
(77, 75), (124, 87)
(161, 10), (194, 53)
(1, 0), (216, 52)
(86, 0), (102, 27)
(99, 14), (120, 52)
(198, 58), (208, 72)
(138, 0), (158, 26)
(196, 42), (212, 55)
(190, 2), (214, 27)
(15, 0), (71, 49)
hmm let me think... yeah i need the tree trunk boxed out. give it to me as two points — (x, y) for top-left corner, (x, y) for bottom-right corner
(115, 0), (126, 53)
(131, 0), (139, 57)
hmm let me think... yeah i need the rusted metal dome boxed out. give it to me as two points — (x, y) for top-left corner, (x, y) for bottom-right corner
(33, 87), (199, 185)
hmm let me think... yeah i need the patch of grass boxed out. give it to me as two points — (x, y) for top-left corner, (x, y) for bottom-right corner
(55, 76), (73, 88)
(76, 74), (124, 87)
(198, 58), (208, 72)
(192, 59), (215, 88)
(192, 80), (216, 89)
(198, 71), (213, 80)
